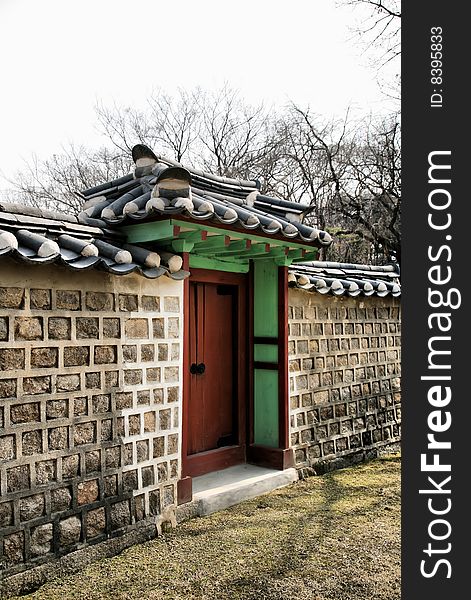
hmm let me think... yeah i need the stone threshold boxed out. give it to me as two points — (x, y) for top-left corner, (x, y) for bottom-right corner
(183, 464), (299, 517)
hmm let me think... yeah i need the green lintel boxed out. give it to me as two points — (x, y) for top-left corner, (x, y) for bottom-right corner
(124, 219), (317, 253)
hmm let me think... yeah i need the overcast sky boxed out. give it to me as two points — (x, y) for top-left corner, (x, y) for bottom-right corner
(0, 0), (396, 188)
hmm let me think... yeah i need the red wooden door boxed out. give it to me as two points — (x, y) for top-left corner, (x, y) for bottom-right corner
(184, 271), (247, 478)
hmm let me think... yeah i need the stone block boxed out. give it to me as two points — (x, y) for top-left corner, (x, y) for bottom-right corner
(73, 422), (96, 445)
(19, 494), (45, 521)
(163, 485), (174, 508)
(137, 390), (150, 405)
(56, 290), (81, 310)
(115, 391), (133, 410)
(164, 296), (180, 312)
(103, 318), (120, 338)
(142, 295), (160, 311)
(141, 344), (155, 361)
(157, 343), (168, 361)
(30, 523), (53, 556)
(122, 470), (138, 492)
(104, 474), (118, 497)
(3, 531), (24, 565)
(11, 402), (40, 424)
(167, 433), (178, 454)
(149, 490), (161, 516)
(159, 409), (171, 431)
(157, 462), (168, 483)
(30, 288), (51, 309)
(7, 465), (30, 492)
(105, 446), (120, 469)
(171, 343), (179, 360)
(77, 479), (99, 505)
(31, 347), (58, 369)
(22, 430), (42, 455)
(48, 426), (69, 450)
(62, 454), (80, 479)
(125, 318), (149, 339)
(23, 375), (51, 395)
(0, 287), (24, 309)
(56, 374), (81, 392)
(135, 494), (146, 521)
(48, 317), (71, 340)
(109, 500), (131, 530)
(142, 465), (154, 487)
(124, 369), (142, 385)
(105, 370), (119, 388)
(51, 487), (72, 512)
(85, 291), (114, 311)
(119, 294), (138, 312)
(59, 516), (82, 546)
(153, 388), (164, 404)
(15, 316), (43, 340)
(152, 318), (165, 338)
(86, 507), (106, 538)
(76, 317), (99, 339)
(123, 344), (137, 362)
(0, 501), (13, 527)
(0, 348), (25, 370)
(0, 435), (15, 460)
(92, 394), (111, 414)
(64, 346), (90, 367)
(74, 397), (87, 416)
(128, 414), (141, 435)
(146, 367), (161, 383)
(94, 345), (117, 364)
(313, 390), (329, 405)
(100, 419), (112, 441)
(164, 366), (179, 383)
(167, 387), (179, 403)
(136, 440), (149, 462)
(36, 459), (56, 485)
(85, 372), (101, 389)
(0, 316), (8, 340)
(153, 436), (165, 458)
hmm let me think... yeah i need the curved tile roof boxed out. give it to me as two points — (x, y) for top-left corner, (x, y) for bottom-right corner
(0, 202), (189, 280)
(78, 144), (333, 248)
(288, 260), (401, 298)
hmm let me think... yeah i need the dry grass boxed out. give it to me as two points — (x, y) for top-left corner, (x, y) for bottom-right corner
(11, 455), (400, 600)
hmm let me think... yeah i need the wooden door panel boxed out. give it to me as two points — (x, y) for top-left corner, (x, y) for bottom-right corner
(184, 270), (247, 478)
(202, 283), (234, 450)
(188, 282), (235, 456)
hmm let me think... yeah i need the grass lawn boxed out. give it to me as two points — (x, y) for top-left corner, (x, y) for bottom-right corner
(10, 455), (401, 600)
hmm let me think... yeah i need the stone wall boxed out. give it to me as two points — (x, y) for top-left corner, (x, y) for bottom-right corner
(0, 262), (183, 582)
(288, 288), (401, 475)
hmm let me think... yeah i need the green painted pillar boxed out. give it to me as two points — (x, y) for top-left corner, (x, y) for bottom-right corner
(253, 259), (279, 447)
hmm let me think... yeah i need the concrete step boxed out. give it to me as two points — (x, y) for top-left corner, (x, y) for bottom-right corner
(191, 464), (298, 516)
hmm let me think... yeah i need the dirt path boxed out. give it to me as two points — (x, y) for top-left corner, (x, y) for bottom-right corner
(10, 455), (401, 600)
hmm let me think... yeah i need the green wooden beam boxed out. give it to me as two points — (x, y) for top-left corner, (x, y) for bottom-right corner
(201, 239), (251, 257)
(287, 248), (304, 260)
(123, 218), (319, 253)
(171, 239), (194, 253)
(122, 220), (179, 243)
(189, 254), (249, 273)
(292, 250), (319, 262)
(193, 234), (230, 252)
(179, 229), (207, 242)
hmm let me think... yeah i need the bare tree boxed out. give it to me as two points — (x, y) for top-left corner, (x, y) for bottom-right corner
(6, 144), (131, 214)
(6, 87), (400, 265)
(340, 0), (401, 66)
